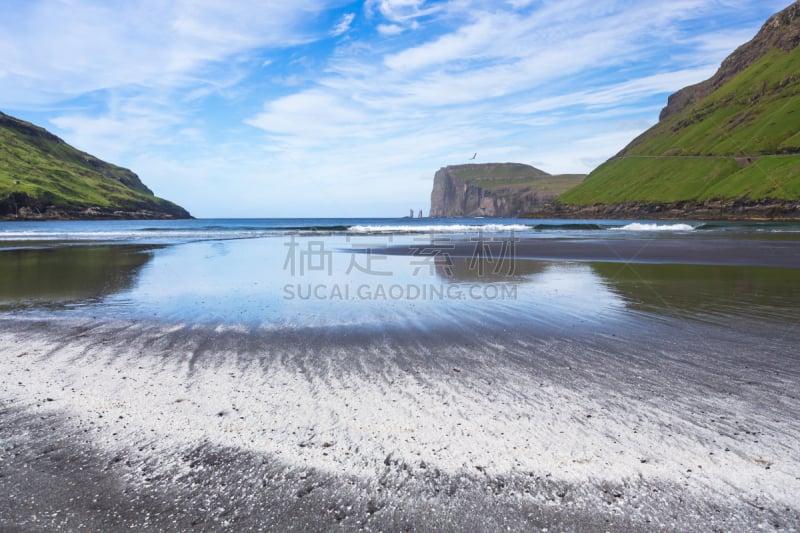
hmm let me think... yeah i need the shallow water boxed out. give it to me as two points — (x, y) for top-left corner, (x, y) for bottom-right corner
(2, 221), (799, 328)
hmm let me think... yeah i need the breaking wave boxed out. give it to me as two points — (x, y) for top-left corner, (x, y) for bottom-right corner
(347, 224), (531, 234)
(613, 223), (695, 232)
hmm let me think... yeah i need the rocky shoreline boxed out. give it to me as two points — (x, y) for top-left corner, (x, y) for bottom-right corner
(525, 199), (800, 220)
(0, 191), (192, 220)
(1, 205), (192, 221)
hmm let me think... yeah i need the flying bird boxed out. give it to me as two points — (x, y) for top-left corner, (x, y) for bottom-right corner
(470, 152), (477, 160)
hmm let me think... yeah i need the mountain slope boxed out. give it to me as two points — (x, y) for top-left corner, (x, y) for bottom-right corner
(0, 111), (190, 219)
(430, 163), (584, 217)
(558, 2), (800, 218)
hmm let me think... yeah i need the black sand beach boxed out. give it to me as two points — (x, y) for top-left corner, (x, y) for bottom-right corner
(1, 311), (799, 531)
(1, 227), (800, 531)
(373, 235), (800, 268)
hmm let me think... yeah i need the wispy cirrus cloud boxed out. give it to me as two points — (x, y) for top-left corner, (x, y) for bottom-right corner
(332, 12), (357, 36)
(377, 23), (406, 35)
(365, 0), (444, 24)
(0, 0), (331, 105)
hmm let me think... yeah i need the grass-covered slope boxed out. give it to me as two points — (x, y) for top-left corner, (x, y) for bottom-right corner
(559, 3), (800, 212)
(448, 163), (585, 196)
(430, 163), (586, 217)
(0, 111), (190, 219)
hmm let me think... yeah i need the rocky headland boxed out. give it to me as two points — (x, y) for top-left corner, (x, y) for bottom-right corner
(429, 163), (584, 218)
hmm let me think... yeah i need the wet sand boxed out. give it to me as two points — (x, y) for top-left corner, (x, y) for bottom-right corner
(1, 311), (799, 531)
(374, 236), (800, 268)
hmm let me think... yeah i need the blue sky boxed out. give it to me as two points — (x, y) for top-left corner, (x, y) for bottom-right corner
(0, 0), (791, 217)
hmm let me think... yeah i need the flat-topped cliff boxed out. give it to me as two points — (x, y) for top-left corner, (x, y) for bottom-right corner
(430, 163), (584, 217)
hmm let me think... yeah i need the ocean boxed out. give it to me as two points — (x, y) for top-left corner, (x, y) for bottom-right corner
(2, 216), (799, 243)
(1, 218), (800, 530)
(1, 217), (799, 325)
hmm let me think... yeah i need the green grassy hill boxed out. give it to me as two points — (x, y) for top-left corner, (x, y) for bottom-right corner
(0, 111), (190, 219)
(559, 2), (800, 215)
(430, 163), (585, 217)
(449, 163), (585, 196)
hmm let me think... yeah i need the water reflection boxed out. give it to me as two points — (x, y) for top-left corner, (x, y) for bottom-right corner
(0, 245), (158, 308)
(434, 255), (547, 281)
(2, 236), (798, 327)
(432, 250), (800, 322)
(591, 262), (800, 321)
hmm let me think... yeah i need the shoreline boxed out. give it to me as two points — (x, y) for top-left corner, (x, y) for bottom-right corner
(1, 227), (799, 530)
(374, 237), (800, 268)
(524, 199), (800, 221)
(0, 209), (193, 221)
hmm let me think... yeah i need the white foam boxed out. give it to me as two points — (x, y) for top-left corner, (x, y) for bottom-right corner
(0, 225), (532, 241)
(0, 230), (270, 241)
(348, 224), (530, 234)
(614, 223), (695, 232)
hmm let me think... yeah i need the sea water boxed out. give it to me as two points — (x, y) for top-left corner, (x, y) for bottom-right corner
(1, 217), (799, 327)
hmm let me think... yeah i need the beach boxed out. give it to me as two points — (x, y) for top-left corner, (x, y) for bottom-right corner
(1, 219), (799, 531)
(374, 235), (800, 268)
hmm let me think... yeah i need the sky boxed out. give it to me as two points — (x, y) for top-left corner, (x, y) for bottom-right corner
(0, 0), (792, 217)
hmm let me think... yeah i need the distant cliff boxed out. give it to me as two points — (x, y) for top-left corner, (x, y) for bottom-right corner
(429, 163), (584, 218)
(0, 111), (191, 220)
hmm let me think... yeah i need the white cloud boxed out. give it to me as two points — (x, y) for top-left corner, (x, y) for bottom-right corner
(365, 0), (443, 35)
(331, 13), (356, 37)
(365, 0), (443, 23)
(0, 0), (326, 107)
(511, 67), (718, 115)
(377, 24), (406, 35)
(246, 90), (372, 142)
(383, 14), (501, 72)
(505, 0), (536, 7)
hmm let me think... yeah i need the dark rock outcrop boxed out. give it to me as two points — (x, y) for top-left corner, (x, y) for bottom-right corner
(0, 191), (190, 220)
(535, 198), (800, 220)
